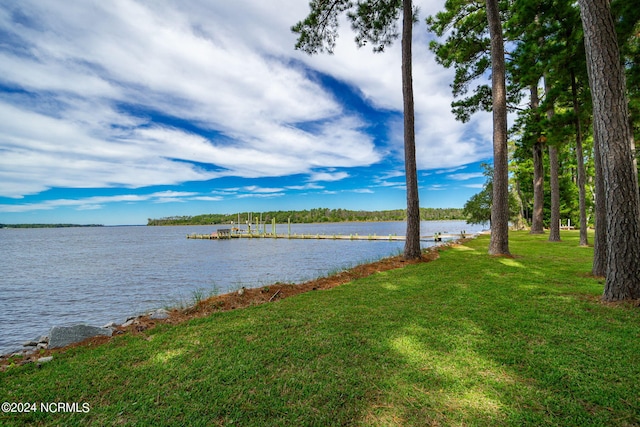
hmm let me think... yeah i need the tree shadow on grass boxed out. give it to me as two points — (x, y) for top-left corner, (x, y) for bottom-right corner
(357, 240), (639, 426)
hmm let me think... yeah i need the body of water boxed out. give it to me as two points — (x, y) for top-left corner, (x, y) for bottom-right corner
(0, 220), (486, 354)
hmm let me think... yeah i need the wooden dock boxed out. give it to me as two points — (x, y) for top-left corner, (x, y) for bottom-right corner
(187, 230), (467, 242)
(186, 215), (473, 243)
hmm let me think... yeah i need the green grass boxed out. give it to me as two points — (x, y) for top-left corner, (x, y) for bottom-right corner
(1, 231), (639, 426)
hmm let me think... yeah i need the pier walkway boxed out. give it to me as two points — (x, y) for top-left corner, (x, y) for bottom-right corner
(187, 230), (468, 242)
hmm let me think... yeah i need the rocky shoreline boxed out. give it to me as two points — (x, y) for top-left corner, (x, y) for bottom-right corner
(1, 242), (459, 370)
(1, 308), (172, 366)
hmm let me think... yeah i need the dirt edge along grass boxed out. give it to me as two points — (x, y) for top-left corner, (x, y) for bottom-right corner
(0, 241), (446, 371)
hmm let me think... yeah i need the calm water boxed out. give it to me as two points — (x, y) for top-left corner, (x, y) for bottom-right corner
(0, 220), (485, 354)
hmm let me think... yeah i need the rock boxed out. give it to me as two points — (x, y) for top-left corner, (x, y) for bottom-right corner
(37, 356), (53, 365)
(122, 318), (136, 327)
(48, 325), (113, 349)
(23, 335), (48, 347)
(149, 309), (169, 320)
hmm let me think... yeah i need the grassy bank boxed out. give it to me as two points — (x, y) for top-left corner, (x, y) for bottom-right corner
(1, 232), (638, 426)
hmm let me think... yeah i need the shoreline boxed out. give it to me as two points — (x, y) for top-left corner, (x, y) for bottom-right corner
(0, 239), (466, 370)
(1, 223), (483, 358)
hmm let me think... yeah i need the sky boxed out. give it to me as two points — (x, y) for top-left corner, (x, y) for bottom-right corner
(0, 0), (496, 226)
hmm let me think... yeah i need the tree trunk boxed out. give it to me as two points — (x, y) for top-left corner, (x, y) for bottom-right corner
(544, 76), (561, 242)
(530, 84), (545, 234)
(548, 145), (561, 241)
(579, 0), (640, 300)
(592, 128), (607, 277)
(485, 0), (510, 256)
(402, 0), (421, 260)
(570, 69), (588, 247)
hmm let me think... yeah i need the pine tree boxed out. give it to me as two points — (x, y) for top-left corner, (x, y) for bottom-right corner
(579, 0), (640, 300)
(292, 0), (422, 259)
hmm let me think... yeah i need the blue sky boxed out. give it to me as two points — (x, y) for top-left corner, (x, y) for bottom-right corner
(0, 0), (495, 226)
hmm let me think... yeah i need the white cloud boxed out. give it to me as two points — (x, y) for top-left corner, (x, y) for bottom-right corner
(0, 191), (202, 213)
(76, 204), (104, 211)
(0, 101), (221, 198)
(295, 0), (495, 171)
(0, 0), (380, 199)
(242, 186), (285, 194)
(192, 196), (224, 202)
(435, 166), (467, 174)
(427, 184), (447, 191)
(448, 172), (485, 181)
(0, 0), (493, 203)
(377, 170), (405, 180)
(236, 193), (285, 199)
(286, 183), (324, 191)
(309, 172), (350, 182)
(383, 182), (403, 188)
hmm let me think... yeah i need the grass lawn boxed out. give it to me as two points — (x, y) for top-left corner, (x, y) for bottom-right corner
(1, 231), (639, 426)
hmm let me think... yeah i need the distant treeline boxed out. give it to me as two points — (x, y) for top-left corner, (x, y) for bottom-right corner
(0, 224), (103, 229)
(147, 208), (465, 226)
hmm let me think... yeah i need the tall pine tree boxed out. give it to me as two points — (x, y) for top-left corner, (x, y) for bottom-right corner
(579, 0), (640, 300)
(293, 0), (422, 260)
